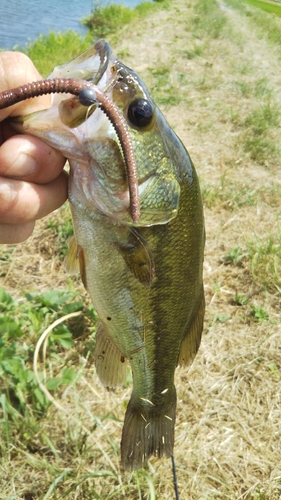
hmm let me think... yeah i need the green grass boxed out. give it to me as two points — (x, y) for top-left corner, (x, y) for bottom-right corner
(82, 1), (163, 39)
(18, 2), (167, 77)
(0, 287), (95, 414)
(202, 179), (259, 210)
(23, 30), (93, 77)
(222, 222), (281, 295)
(225, 0), (281, 50)
(247, 225), (281, 293)
(242, 102), (280, 163)
(148, 65), (186, 106)
(192, 0), (228, 39)
(46, 205), (74, 258)
(0, 269), (159, 498)
(230, 98), (280, 165)
(244, 0), (281, 18)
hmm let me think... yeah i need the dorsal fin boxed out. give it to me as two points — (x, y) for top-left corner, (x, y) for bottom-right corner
(178, 287), (205, 367)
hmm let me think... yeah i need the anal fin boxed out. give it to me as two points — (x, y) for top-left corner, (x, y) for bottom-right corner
(94, 323), (128, 388)
(64, 236), (87, 287)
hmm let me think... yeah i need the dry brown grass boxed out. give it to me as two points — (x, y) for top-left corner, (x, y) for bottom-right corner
(1, 0), (281, 498)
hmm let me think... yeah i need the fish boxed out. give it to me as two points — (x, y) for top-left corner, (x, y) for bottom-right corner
(12, 39), (205, 471)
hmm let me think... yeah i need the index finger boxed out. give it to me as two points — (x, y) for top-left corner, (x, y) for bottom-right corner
(0, 51), (51, 119)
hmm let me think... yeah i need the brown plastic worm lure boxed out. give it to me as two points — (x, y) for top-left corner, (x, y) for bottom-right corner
(0, 77), (140, 223)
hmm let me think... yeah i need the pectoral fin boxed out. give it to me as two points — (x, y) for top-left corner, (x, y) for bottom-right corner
(178, 287), (205, 367)
(64, 236), (80, 275)
(114, 228), (155, 286)
(94, 323), (128, 388)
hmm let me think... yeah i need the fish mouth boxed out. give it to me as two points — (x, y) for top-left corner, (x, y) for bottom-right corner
(63, 41), (136, 222)
(92, 39), (112, 85)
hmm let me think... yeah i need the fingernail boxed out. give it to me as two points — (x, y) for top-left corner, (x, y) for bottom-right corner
(9, 151), (37, 178)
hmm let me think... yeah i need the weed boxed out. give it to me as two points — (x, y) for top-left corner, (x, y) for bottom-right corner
(243, 135), (278, 163)
(239, 102), (280, 164)
(24, 30), (93, 77)
(254, 78), (272, 99)
(243, 0), (281, 18)
(201, 179), (259, 211)
(267, 363), (281, 380)
(192, 0), (228, 39)
(82, 2), (160, 39)
(233, 294), (248, 306)
(250, 304), (269, 322)
(246, 225), (281, 293)
(148, 65), (184, 106)
(223, 246), (247, 266)
(234, 80), (253, 98)
(182, 43), (204, 59)
(244, 102), (279, 135)
(215, 314), (232, 323)
(225, 0), (281, 51)
(47, 206), (74, 258)
(0, 287), (93, 414)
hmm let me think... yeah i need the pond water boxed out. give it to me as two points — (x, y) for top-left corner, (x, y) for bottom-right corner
(1, 0), (148, 50)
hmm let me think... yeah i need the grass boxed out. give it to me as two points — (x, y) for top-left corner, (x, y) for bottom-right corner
(0, 286), (93, 413)
(247, 224), (281, 293)
(244, 0), (281, 18)
(230, 96), (280, 165)
(82, 1), (163, 39)
(20, 2), (166, 77)
(22, 31), (93, 77)
(225, 0), (281, 50)
(243, 102), (280, 163)
(222, 223), (281, 295)
(192, 0), (228, 39)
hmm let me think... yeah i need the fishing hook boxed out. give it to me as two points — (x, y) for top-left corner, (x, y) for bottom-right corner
(0, 77), (140, 223)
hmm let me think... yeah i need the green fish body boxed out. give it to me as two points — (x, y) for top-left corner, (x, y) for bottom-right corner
(15, 41), (205, 470)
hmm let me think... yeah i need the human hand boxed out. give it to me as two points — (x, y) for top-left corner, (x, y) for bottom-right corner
(0, 51), (68, 244)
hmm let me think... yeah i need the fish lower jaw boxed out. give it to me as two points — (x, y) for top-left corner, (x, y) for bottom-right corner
(69, 168), (131, 221)
(69, 186), (132, 224)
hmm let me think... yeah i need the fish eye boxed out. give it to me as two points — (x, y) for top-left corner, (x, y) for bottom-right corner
(127, 98), (154, 128)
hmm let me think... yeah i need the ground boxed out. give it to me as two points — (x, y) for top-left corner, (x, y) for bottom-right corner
(1, 0), (281, 499)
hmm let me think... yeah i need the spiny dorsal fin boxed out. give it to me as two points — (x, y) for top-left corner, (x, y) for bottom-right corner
(94, 323), (128, 388)
(178, 287), (205, 367)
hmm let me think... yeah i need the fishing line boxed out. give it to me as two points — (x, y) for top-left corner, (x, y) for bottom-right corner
(171, 454), (180, 500)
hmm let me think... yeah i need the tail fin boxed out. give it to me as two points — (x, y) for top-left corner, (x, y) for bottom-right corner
(121, 387), (176, 471)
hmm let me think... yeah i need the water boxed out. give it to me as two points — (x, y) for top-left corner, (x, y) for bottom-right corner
(0, 0), (147, 50)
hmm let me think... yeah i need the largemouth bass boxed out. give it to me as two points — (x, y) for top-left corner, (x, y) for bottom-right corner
(12, 40), (205, 471)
